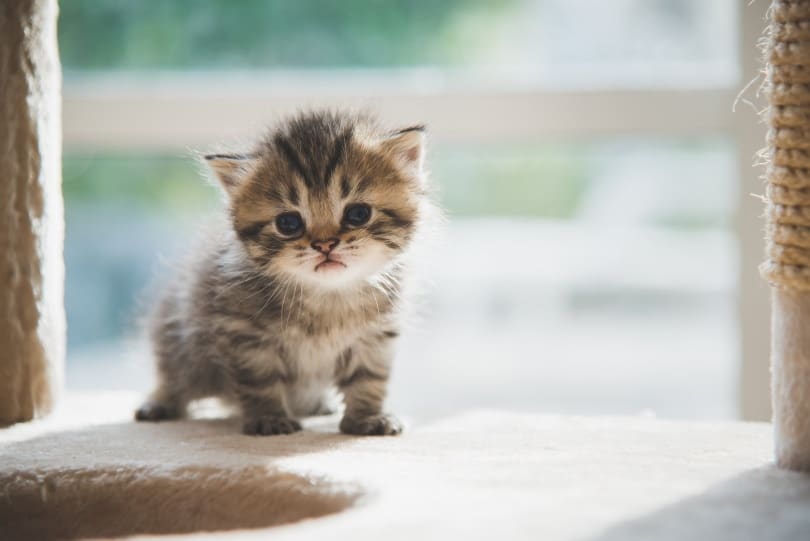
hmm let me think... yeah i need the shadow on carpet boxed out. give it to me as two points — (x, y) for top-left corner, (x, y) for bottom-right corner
(0, 418), (363, 540)
(591, 466), (810, 541)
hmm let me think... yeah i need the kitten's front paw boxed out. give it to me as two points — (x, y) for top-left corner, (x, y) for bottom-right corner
(243, 416), (302, 436)
(340, 413), (403, 436)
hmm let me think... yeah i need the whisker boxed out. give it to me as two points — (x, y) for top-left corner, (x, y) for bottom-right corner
(251, 280), (286, 320)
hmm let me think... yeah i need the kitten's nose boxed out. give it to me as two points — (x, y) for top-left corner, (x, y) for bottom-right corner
(311, 237), (340, 254)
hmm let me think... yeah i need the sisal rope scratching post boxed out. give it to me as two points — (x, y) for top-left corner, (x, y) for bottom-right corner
(0, 0), (65, 426)
(762, 0), (810, 470)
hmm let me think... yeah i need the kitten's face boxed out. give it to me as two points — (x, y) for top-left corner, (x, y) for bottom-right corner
(207, 113), (425, 290)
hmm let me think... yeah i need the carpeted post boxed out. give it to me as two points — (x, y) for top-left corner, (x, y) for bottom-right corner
(762, 0), (810, 470)
(0, 0), (65, 426)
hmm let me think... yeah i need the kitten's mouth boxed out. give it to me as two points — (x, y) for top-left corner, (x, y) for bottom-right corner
(315, 257), (347, 272)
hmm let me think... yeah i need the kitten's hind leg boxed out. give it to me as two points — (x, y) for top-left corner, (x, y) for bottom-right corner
(135, 389), (186, 422)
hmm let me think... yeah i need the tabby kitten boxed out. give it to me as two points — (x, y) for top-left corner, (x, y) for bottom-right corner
(135, 110), (430, 436)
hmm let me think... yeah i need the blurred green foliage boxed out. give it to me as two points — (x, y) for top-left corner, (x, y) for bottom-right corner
(59, 0), (517, 70)
(62, 147), (588, 218)
(62, 140), (730, 224)
(63, 154), (216, 214)
(435, 145), (588, 218)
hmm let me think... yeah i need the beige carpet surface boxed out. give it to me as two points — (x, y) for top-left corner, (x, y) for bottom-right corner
(1, 393), (809, 540)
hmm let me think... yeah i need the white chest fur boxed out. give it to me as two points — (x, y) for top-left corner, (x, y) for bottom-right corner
(283, 326), (355, 378)
(278, 304), (369, 415)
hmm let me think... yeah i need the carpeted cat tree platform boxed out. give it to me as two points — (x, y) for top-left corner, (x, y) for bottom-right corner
(3, 393), (808, 541)
(4, 1), (810, 539)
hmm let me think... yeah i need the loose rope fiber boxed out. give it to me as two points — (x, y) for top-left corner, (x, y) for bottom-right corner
(762, 0), (810, 290)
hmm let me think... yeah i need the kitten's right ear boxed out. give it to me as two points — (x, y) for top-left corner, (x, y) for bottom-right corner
(204, 153), (258, 195)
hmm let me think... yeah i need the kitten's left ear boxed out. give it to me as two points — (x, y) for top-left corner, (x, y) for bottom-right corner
(204, 153), (258, 195)
(382, 125), (426, 174)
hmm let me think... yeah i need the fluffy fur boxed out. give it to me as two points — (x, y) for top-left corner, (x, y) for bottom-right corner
(136, 110), (431, 436)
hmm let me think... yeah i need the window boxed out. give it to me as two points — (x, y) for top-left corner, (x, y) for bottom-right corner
(62, 0), (759, 421)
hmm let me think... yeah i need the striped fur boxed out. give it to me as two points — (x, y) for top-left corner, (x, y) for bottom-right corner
(136, 111), (429, 436)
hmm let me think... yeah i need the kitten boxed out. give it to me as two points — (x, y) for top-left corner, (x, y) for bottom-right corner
(135, 110), (430, 436)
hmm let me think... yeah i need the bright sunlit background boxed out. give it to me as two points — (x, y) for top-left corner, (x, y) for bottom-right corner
(61, 0), (746, 421)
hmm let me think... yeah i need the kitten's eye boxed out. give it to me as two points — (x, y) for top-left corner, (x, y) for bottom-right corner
(343, 204), (372, 226)
(275, 212), (304, 235)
